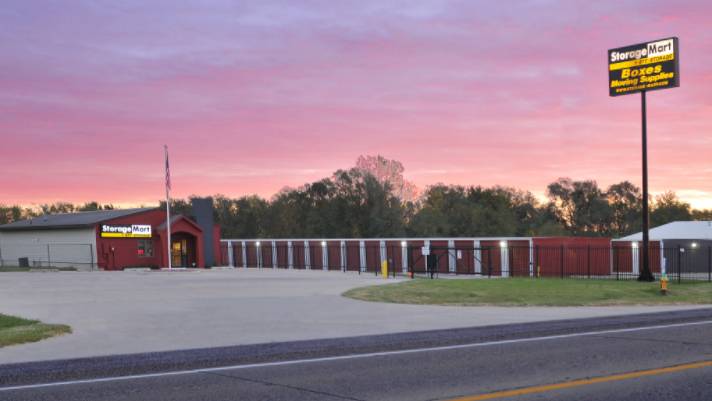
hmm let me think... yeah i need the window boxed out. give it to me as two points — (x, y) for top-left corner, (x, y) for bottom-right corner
(138, 240), (154, 257)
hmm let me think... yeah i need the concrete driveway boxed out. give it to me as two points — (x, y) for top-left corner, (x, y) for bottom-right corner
(0, 269), (706, 364)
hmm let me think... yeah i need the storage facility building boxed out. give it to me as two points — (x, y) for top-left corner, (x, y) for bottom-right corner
(219, 236), (612, 277)
(613, 221), (712, 276)
(0, 204), (220, 270)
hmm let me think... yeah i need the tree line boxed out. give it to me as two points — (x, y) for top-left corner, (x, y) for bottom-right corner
(1, 156), (710, 239)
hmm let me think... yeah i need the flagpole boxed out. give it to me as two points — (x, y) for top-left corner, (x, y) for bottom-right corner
(164, 145), (172, 270)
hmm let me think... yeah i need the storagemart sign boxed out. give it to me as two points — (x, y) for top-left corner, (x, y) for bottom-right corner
(101, 224), (152, 238)
(608, 37), (679, 96)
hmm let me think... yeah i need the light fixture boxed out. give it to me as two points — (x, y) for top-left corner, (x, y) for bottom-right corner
(691, 242), (698, 249)
(631, 242), (638, 248)
(255, 241), (261, 247)
(401, 241), (407, 247)
(321, 241), (326, 247)
(499, 241), (507, 248)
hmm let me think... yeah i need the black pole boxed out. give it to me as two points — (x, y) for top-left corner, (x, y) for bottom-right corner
(708, 246), (711, 282)
(639, 90), (654, 282)
(677, 245), (682, 284)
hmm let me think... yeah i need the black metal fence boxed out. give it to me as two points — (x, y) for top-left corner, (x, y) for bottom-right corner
(410, 245), (712, 282)
(220, 242), (712, 282)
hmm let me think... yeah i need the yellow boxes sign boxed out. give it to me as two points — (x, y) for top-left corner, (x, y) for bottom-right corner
(608, 37), (679, 96)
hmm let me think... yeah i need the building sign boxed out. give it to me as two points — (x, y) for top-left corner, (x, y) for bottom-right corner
(100, 224), (152, 238)
(608, 37), (679, 96)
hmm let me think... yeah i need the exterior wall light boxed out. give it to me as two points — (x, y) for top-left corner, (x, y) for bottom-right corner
(256, 241), (261, 247)
(631, 242), (638, 248)
(499, 241), (507, 248)
(401, 241), (407, 247)
(691, 242), (698, 249)
(321, 241), (327, 247)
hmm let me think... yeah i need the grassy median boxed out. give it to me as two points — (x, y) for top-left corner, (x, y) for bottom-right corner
(343, 278), (712, 306)
(0, 314), (71, 347)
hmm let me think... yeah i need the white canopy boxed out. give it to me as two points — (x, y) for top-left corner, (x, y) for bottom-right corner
(617, 221), (712, 241)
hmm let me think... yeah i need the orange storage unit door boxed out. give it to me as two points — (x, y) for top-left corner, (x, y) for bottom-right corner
(508, 240), (531, 277)
(385, 241), (402, 273)
(364, 241), (381, 272)
(407, 240), (426, 272)
(345, 241), (361, 271)
(649, 241), (662, 273)
(454, 240), (475, 274)
(292, 242), (305, 269)
(261, 243), (273, 268)
(309, 241), (323, 270)
(479, 241), (502, 276)
(327, 241), (342, 270)
(275, 241), (289, 268)
(234, 242), (244, 267)
(428, 241), (450, 273)
(245, 242), (258, 268)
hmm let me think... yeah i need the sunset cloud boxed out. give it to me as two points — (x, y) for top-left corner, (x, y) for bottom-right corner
(1, 1), (710, 208)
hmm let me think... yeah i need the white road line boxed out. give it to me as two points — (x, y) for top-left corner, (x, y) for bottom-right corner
(2, 319), (712, 392)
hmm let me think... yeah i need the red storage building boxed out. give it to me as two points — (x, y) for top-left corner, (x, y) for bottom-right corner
(0, 207), (221, 270)
(219, 236), (617, 278)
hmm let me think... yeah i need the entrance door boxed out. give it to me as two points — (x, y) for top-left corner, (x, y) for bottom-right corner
(170, 233), (197, 267)
(172, 239), (188, 267)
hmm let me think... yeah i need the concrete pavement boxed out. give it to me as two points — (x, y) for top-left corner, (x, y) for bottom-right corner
(0, 268), (708, 363)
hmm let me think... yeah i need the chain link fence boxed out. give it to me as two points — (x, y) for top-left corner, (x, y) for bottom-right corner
(0, 243), (95, 271)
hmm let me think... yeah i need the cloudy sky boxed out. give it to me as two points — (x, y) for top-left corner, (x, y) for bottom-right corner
(1, 0), (710, 208)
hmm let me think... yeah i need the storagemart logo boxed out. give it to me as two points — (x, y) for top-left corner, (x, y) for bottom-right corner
(100, 224), (152, 238)
(608, 37), (679, 96)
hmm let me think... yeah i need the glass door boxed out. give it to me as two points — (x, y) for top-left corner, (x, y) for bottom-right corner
(171, 239), (188, 267)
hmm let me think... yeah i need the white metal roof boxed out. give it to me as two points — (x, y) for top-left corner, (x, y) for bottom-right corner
(617, 221), (712, 241)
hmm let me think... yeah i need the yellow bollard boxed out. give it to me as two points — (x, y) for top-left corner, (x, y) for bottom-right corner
(660, 274), (669, 295)
(381, 260), (388, 279)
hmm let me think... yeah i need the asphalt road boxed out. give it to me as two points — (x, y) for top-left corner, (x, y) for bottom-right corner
(2, 308), (712, 401)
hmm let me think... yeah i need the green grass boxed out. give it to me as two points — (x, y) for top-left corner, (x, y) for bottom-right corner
(0, 314), (71, 347)
(343, 278), (712, 306)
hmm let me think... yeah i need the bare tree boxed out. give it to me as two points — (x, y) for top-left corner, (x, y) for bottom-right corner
(354, 155), (419, 203)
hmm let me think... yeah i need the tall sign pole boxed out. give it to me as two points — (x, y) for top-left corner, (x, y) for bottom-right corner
(164, 145), (172, 270)
(608, 37), (679, 282)
(641, 90), (650, 281)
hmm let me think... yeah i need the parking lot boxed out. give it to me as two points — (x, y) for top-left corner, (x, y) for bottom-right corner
(0, 268), (706, 364)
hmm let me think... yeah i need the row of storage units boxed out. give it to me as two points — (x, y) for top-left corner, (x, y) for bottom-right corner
(216, 237), (644, 277)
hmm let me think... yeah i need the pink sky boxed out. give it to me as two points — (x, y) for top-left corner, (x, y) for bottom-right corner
(1, 1), (711, 209)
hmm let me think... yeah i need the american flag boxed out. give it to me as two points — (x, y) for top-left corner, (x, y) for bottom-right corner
(164, 145), (171, 191)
